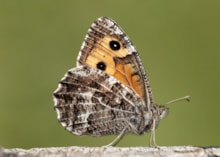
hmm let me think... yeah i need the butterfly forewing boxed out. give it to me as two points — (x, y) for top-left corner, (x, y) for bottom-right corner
(77, 17), (153, 105)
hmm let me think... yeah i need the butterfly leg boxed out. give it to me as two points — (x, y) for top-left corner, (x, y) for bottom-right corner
(150, 119), (158, 147)
(103, 127), (127, 147)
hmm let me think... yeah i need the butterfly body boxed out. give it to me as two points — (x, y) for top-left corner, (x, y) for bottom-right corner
(53, 17), (168, 145)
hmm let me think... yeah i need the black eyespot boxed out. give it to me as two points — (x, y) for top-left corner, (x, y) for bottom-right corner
(109, 40), (120, 51)
(96, 62), (106, 71)
(130, 118), (137, 125)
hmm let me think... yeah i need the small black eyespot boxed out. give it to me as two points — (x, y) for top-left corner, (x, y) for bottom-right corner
(130, 118), (137, 125)
(96, 62), (106, 71)
(109, 40), (120, 51)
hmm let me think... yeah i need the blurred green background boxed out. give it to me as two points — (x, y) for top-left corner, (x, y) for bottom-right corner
(0, 0), (220, 148)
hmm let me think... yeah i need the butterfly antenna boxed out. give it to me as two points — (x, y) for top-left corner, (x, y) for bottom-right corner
(165, 95), (191, 105)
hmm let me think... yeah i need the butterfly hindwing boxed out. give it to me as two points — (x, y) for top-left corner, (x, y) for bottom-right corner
(54, 65), (147, 136)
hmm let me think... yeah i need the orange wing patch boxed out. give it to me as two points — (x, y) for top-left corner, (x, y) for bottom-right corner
(114, 62), (144, 98)
(85, 36), (145, 99)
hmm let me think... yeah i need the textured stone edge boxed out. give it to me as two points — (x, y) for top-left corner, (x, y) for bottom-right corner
(1, 146), (220, 157)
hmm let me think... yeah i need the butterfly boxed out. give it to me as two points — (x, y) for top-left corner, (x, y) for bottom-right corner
(53, 17), (169, 146)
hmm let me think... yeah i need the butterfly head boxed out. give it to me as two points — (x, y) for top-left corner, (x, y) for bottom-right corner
(141, 105), (168, 133)
(157, 105), (169, 120)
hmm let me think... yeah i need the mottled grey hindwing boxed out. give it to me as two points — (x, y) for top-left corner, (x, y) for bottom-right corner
(53, 65), (146, 136)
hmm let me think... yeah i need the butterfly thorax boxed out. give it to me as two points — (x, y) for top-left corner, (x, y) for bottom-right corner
(128, 104), (168, 135)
